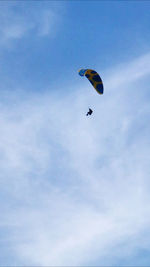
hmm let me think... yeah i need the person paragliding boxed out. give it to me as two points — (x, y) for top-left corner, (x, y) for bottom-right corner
(78, 68), (104, 116)
(86, 108), (93, 116)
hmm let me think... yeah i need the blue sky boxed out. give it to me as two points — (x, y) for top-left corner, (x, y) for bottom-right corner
(1, 1), (150, 266)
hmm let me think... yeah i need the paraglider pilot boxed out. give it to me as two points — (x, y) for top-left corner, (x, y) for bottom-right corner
(86, 108), (93, 116)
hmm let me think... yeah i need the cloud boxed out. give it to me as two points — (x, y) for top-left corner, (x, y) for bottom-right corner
(105, 52), (150, 90)
(0, 4), (60, 46)
(37, 9), (59, 36)
(1, 52), (150, 265)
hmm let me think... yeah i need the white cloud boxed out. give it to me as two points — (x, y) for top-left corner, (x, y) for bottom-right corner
(0, 4), (60, 45)
(105, 52), (150, 90)
(1, 53), (150, 265)
(37, 9), (59, 36)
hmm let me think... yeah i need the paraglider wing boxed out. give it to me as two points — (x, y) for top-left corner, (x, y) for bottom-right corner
(78, 69), (104, 95)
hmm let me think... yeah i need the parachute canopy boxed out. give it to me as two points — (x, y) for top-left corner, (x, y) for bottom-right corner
(78, 69), (104, 95)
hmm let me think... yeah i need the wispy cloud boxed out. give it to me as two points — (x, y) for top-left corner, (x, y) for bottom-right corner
(37, 9), (59, 36)
(105, 52), (150, 90)
(0, 4), (60, 46)
(1, 52), (150, 265)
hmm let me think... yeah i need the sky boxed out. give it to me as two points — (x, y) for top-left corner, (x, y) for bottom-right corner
(0, 0), (150, 266)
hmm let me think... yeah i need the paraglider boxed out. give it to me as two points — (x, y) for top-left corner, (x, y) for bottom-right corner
(86, 108), (93, 116)
(78, 69), (104, 116)
(78, 69), (104, 95)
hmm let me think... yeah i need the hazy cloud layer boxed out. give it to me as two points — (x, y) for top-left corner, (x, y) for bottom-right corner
(0, 53), (150, 265)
